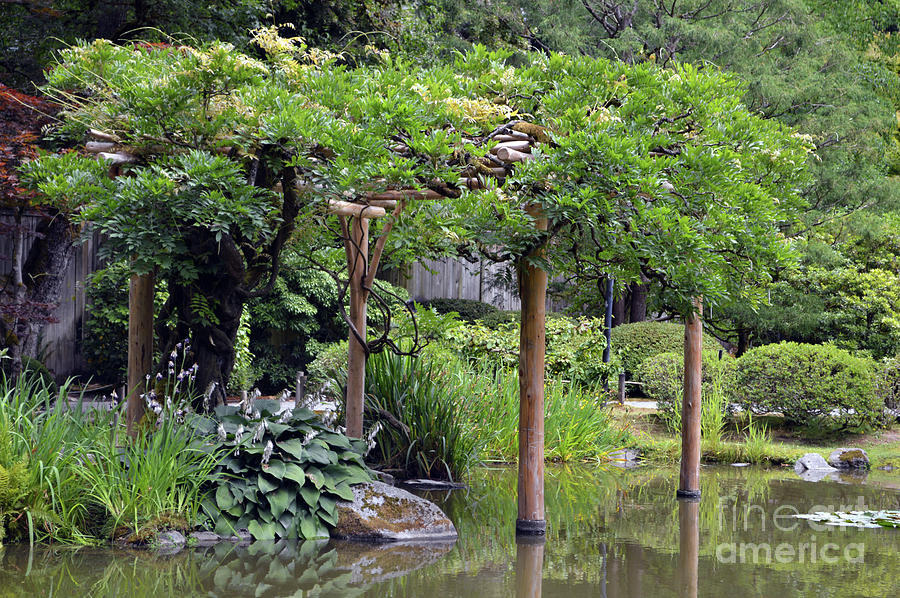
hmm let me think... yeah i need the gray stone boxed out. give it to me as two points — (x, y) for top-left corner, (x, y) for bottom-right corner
(827, 448), (870, 470)
(228, 529), (252, 543)
(731, 463), (750, 467)
(332, 481), (457, 541)
(156, 530), (186, 545)
(189, 531), (221, 546)
(793, 453), (837, 476)
(609, 448), (640, 468)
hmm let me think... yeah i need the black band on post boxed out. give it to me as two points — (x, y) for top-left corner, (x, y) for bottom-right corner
(676, 489), (702, 501)
(516, 519), (547, 535)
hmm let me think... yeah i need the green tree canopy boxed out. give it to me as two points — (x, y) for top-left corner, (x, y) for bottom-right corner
(25, 31), (809, 400)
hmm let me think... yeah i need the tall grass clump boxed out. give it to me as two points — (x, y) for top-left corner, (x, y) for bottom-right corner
(364, 351), (480, 481)
(73, 406), (222, 541)
(454, 361), (629, 462)
(0, 372), (100, 545)
(0, 349), (224, 545)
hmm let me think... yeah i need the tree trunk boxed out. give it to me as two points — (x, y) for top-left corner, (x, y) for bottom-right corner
(612, 294), (627, 327)
(628, 274), (649, 323)
(736, 327), (750, 357)
(21, 212), (77, 358)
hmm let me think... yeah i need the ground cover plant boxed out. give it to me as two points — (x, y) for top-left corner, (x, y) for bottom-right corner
(191, 398), (372, 540)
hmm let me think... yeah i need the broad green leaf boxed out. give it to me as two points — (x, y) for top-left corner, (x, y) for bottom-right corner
(268, 488), (293, 520)
(248, 520), (276, 540)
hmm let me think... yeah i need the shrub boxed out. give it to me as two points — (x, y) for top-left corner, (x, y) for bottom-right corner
(192, 399), (371, 540)
(611, 321), (722, 376)
(443, 315), (620, 385)
(420, 298), (499, 323)
(479, 309), (519, 329)
(0, 355), (57, 393)
(81, 260), (168, 383)
(875, 357), (900, 411)
(637, 350), (736, 435)
(734, 342), (883, 433)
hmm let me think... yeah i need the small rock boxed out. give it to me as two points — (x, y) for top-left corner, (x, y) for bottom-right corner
(400, 479), (466, 490)
(332, 481), (457, 541)
(731, 463), (750, 467)
(798, 468), (835, 483)
(877, 464), (895, 472)
(228, 529), (252, 543)
(794, 453), (837, 476)
(609, 449), (641, 467)
(827, 448), (870, 470)
(156, 530), (186, 546)
(189, 531), (221, 546)
(372, 470), (396, 486)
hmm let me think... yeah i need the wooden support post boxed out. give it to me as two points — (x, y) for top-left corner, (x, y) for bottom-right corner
(346, 217), (369, 438)
(515, 536), (545, 598)
(126, 271), (154, 438)
(678, 498), (700, 598)
(678, 298), (703, 498)
(617, 373), (626, 405)
(517, 204), (547, 535)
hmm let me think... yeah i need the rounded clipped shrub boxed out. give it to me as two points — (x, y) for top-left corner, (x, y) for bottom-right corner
(611, 321), (723, 375)
(734, 342), (882, 432)
(420, 298), (499, 323)
(875, 357), (900, 411)
(638, 350), (736, 424)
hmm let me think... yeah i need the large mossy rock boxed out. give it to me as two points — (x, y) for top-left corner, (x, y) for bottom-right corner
(332, 481), (457, 541)
(828, 448), (870, 470)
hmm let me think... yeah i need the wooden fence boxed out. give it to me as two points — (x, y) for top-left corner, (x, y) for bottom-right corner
(0, 211), (100, 379)
(383, 258), (522, 310)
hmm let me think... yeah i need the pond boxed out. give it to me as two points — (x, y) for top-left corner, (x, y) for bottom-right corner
(2, 465), (899, 597)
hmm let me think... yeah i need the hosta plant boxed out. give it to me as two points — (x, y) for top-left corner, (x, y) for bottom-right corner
(194, 399), (372, 540)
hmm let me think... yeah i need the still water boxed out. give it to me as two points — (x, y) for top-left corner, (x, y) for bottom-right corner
(1, 465), (898, 597)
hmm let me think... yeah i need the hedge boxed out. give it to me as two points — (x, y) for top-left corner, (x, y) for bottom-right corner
(611, 321), (722, 376)
(734, 342), (883, 432)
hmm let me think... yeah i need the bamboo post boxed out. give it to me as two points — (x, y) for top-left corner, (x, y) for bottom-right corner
(126, 271), (154, 438)
(677, 298), (703, 498)
(515, 536), (545, 598)
(678, 498), (700, 598)
(517, 204), (548, 535)
(345, 216), (369, 438)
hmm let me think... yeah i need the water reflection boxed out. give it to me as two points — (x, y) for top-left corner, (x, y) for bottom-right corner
(516, 536), (545, 598)
(1, 465), (899, 597)
(677, 499), (699, 598)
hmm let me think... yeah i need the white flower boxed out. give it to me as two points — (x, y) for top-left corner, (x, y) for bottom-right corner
(261, 440), (274, 466)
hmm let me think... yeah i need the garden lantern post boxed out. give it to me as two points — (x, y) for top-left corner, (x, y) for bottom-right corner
(678, 298), (703, 497)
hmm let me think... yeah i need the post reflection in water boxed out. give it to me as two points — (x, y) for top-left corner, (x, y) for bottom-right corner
(516, 535), (545, 598)
(678, 498), (700, 598)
